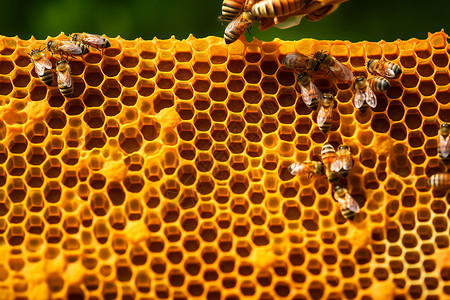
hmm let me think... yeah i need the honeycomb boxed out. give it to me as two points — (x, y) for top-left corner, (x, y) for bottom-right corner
(0, 31), (449, 299)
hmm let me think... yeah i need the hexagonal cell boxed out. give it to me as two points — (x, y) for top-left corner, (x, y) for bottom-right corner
(84, 65), (104, 87)
(119, 127), (143, 154)
(8, 134), (28, 154)
(401, 73), (419, 88)
(408, 130), (425, 148)
(371, 113), (390, 133)
(6, 156), (26, 176)
(418, 79), (436, 97)
(84, 130), (107, 150)
(11, 69), (30, 88)
(261, 116), (279, 134)
(178, 143), (196, 161)
(387, 100), (405, 121)
(193, 112), (212, 131)
(83, 88), (105, 107)
(432, 51), (449, 67)
(0, 58), (14, 75)
(241, 86), (262, 105)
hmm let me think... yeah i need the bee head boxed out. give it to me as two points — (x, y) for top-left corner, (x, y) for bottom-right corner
(338, 144), (350, 152)
(71, 34), (78, 41)
(354, 76), (367, 88)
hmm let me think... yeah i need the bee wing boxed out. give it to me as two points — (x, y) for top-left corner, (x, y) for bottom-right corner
(283, 52), (309, 70)
(354, 89), (365, 108)
(57, 70), (72, 88)
(34, 58), (52, 76)
(330, 157), (342, 172)
(274, 15), (304, 29)
(317, 105), (332, 126)
(301, 81), (323, 106)
(342, 156), (353, 170)
(329, 58), (354, 82)
(59, 42), (84, 55)
(440, 135), (450, 158)
(365, 86), (377, 108)
(385, 68), (396, 78)
(345, 193), (360, 213)
(83, 34), (105, 46)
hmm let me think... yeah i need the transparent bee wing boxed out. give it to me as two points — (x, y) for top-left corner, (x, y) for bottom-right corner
(275, 15), (304, 29)
(301, 81), (323, 106)
(342, 156), (353, 170)
(84, 34), (104, 46)
(58, 70), (72, 88)
(354, 89), (365, 108)
(345, 193), (360, 213)
(317, 105), (332, 126)
(385, 68), (396, 78)
(34, 58), (49, 76)
(58, 42), (84, 55)
(283, 52), (309, 70)
(365, 86), (377, 108)
(440, 135), (450, 158)
(329, 58), (354, 82)
(330, 157), (342, 172)
(288, 162), (300, 175)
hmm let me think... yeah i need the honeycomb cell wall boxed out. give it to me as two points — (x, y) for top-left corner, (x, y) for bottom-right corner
(0, 31), (449, 299)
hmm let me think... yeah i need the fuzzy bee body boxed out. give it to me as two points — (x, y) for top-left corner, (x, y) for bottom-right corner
(367, 59), (402, 79)
(429, 173), (450, 190)
(251, 0), (310, 18)
(369, 76), (391, 93)
(288, 161), (324, 177)
(72, 33), (111, 49)
(334, 186), (360, 220)
(297, 72), (323, 110)
(224, 11), (255, 44)
(317, 93), (334, 133)
(28, 47), (53, 86)
(321, 143), (339, 183)
(56, 59), (73, 98)
(332, 144), (352, 177)
(439, 123), (450, 164)
(314, 51), (354, 82)
(47, 40), (89, 58)
(354, 76), (376, 112)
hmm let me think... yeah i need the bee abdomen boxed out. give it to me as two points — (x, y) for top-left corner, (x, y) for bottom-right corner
(429, 173), (450, 190)
(358, 102), (368, 113)
(319, 122), (331, 133)
(80, 43), (89, 55)
(251, 0), (305, 18)
(222, 0), (244, 20)
(371, 76), (390, 93)
(388, 62), (402, 78)
(59, 85), (73, 98)
(307, 98), (319, 111)
(39, 70), (54, 86)
(341, 208), (355, 220)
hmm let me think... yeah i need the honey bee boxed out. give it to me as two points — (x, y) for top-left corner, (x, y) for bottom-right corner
(224, 11), (256, 44)
(288, 161), (324, 177)
(317, 93), (335, 133)
(296, 72), (323, 110)
(334, 185), (360, 220)
(28, 47), (53, 86)
(428, 173), (450, 190)
(283, 52), (320, 73)
(305, 3), (339, 21)
(314, 51), (354, 82)
(367, 59), (402, 79)
(321, 143), (339, 183)
(331, 144), (352, 177)
(439, 123), (450, 164)
(71, 33), (111, 50)
(56, 59), (73, 98)
(47, 40), (89, 58)
(354, 76), (376, 112)
(250, 0), (310, 18)
(368, 76), (391, 93)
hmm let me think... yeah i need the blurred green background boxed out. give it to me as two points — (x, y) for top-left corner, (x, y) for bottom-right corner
(2, 0), (448, 42)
